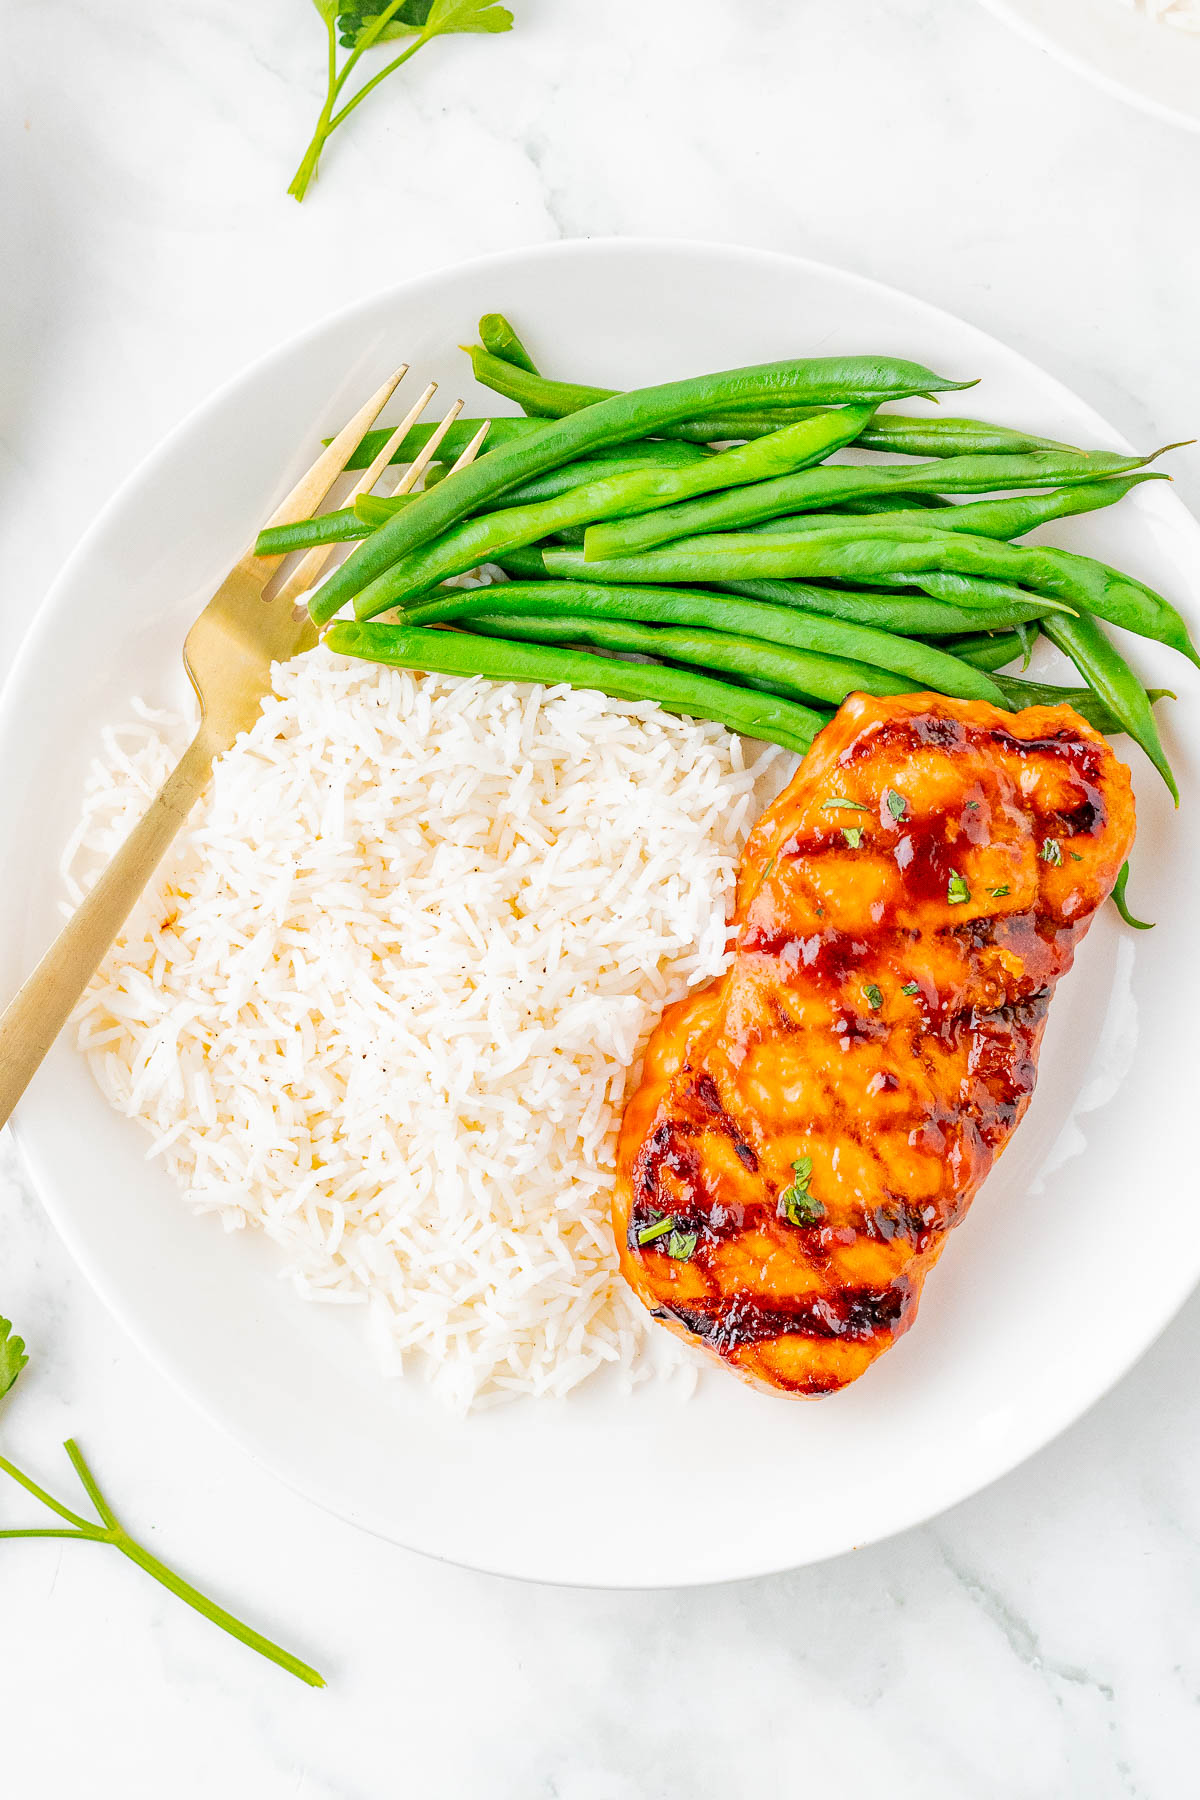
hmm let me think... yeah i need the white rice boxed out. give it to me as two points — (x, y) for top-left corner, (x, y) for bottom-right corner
(65, 652), (783, 1409)
(1115, 0), (1200, 31)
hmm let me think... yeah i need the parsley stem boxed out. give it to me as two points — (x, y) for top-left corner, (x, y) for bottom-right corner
(287, 13), (340, 204)
(64, 1437), (120, 1527)
(110, 1531), (326, 1689)
(0, 1527), (92, 1541)
(0, 1451), (92, 1529)
(331, 0), (416, 99)
(0, 1441), (325, 1688)
(328, 35), (430, 131)
(288, 0), (425, 201)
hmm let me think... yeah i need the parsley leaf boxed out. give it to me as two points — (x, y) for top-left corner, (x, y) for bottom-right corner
(843, 826), (864, 849)
(0, 1317), (28, 1402)
(1040, 838), (1063, 866)
(863, 983), (884, 1010)
(778, 1156), (824, 1228)
(987, 885), (1010, 898)
(901, 981), (920, 997)
(292, 0), (515, 200)
(885, 788), (907, 820)
(666, 1230), (698, 1261)
(947, 871), (970, 906)
(822, 797), (869, 811)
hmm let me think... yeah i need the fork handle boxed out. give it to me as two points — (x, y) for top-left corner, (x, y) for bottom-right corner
(0, 730), (215, 1131)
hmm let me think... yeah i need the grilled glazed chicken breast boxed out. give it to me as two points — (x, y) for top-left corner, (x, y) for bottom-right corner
(614, 692), (1136, 1396)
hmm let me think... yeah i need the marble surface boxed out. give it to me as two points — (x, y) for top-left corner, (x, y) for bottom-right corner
(3, 1), (1200, 1792)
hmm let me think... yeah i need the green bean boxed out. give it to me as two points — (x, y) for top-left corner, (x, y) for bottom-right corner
(354, 443), (714, 537)
(547, 546), (1074, 623)
(988, 670), (1174, 736)
(584, 450), (1162, 561)
(749, 475), (1161, 544)
(867, 569), (1072, 617)
(1112, 862), (1153, 930)
(488, 559), (1063, 635)
(260, 446), (715, 557)
(1042, 611), (1178, 801)
(494, 547), (553, 579)
(485, 441), (712, 502)
(947, 630), (1027, 672)
(461, 346), (972, 423)
(479, 313), (539, 374)
(715, 577), (1059, 636)
(256, 507), (380, 558)
(311, 353), (974, 625)
(325, 621), (825, 754)
(832, 492), (955, 515)
(459, 610), (915, 708)
(855, 416), (1078, 458)
(399, 580), (1007, 704)
(350, 409), (877, 618)
(345, 416), (545, 472)
(465, 349), (1085, 459)
(565, 530), (1198, 665)
(465, 348), (833, 441)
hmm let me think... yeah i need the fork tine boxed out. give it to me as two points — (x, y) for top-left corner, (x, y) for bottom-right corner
(350, 381), (439, 496)
(272, 382), (443, 605)
(448, 420), (491, 473)
(259, 365), (410, 537)
(388, 399), (465, 499)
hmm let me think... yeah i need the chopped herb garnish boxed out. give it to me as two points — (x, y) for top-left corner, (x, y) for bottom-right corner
(636, 1215), (675, 1247)
(965, 800), (980, 810)
(885, 788), (907, 820)
(777, 1156), (824, 1228)
(987, 885), (1010, 898)
(843, 826), (864, 849)
(666, 1229), (698, 1261)
(901, 981), (919, 996)
(822, 797), (869, 812)
(1040, 838), (1063, 866)
(947, 871), (970, 905)
(863, 983), (884, 1010)
(1069, 851), (1083, 863)
(763, 855), (777, 879)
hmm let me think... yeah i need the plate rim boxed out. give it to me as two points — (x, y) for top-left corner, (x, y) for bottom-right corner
(7, 234), (1200, 1587)
(976, 0), (1200, 134)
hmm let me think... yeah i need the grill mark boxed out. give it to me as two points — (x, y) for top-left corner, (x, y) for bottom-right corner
(665, 1278), (914, 1351)
(842, 715), (1110, 784)
(688, 1071), (759, 1172)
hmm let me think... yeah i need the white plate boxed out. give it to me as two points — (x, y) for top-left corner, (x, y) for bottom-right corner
(979, 0), (1200, 133)
(4, 239), (1200, 1588)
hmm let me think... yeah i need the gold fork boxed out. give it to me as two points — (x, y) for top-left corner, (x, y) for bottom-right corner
(0, 368), (478, 1129)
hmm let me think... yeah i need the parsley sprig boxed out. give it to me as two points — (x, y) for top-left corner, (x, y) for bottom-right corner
(291, 0), (515, 202)
(0, 1316), (323, 1687)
